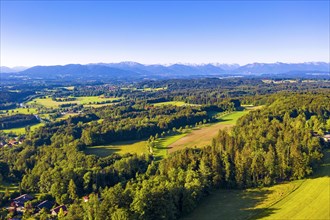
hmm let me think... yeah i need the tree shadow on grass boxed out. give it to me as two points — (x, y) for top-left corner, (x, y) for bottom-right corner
(84, 146), (120, 157)
(155, 138), (172, 149)
(182, 148), (330, 220)
(181, 188), (278, 220)
(215, 118), (232, 123)
(311, 148), (330, 178)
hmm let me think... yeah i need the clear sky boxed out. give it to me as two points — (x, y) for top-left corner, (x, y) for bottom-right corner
(1, 1), (329, 67)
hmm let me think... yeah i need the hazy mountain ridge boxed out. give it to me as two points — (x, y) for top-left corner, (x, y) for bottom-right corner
(0, 66), (28, 73)
(237, 62), (330, 74)
(1, 62), (329, 80)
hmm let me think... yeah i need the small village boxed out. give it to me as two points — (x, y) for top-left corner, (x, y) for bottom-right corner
(7, 193), (68, 219)
(0, 137), (25, 148)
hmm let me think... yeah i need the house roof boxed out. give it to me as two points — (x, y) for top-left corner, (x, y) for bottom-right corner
(37, 200), (54, 210)
(13, 194), (33, 207)
(13, 194), (33, 202)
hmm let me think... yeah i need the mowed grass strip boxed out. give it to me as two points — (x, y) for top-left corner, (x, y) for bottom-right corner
(168, 111), (251, 153)
(183, 149), (330, 220)
(153, 133), (187, 159)
(84, 140), (148, 157)
(256, 148), (330, 220)
(83, 133), (186, 160)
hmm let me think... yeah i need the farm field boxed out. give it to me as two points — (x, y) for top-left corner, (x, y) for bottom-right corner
(83, 134), (187, 159)
(83, 110), (255, 158)
(0, 107), (38, 115)
(27, 96), (120, 108)
(141, 87), (167, 92)
(121, 87), (167, 92)
(168, 110), (251, 153)
(1, 123), (44, 135)
(182, 148), (330, 220)
(153, 101), (188, 107)
(55, 113), (79, 121)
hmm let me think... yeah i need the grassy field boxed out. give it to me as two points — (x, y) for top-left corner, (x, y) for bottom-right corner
(83, 136), (184, 159)
(0, 107), (38, 116)
(141, 87), (167, 92)
(182, 148), (330, 220)
(153, 133), (187, 159)
(55, 113), (79, 121)
(84, 140), (149, 157)
(1, 123), (44, 135)
(153, 101), (188, 107)
(27, 96), (120, 108)
(168, 111), (251, 153)
(84, 108), (257, 159)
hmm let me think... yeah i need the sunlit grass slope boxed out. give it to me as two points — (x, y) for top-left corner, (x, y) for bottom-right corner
(183, 149), (330, 220)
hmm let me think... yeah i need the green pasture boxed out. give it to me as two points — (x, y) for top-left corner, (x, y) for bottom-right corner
(27, 96), (120, 108)
(1, 123), (44, 135)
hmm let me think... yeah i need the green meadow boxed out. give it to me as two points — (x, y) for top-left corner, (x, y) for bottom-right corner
(0, 107), (38, 115)
(1, 123), (44, 135)
(27, 96), (120, 108)
(84, 110), (255, 159)
(153, 101), (188, 107)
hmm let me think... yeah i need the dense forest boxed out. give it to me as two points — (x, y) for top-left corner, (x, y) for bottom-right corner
(0, 78), (329, 219)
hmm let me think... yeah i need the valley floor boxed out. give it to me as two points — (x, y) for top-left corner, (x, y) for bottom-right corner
(84, 110), (253, 159)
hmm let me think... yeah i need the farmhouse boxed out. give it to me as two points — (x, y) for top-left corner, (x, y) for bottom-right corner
(8, 140), (18, 145)
(83, 196), (89, 202)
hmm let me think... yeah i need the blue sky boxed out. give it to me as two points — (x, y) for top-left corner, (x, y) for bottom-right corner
(1, 1), (329, 67)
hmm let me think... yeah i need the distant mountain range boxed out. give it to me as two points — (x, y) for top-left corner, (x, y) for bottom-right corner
(1, 62), (329, 80)
(0, 66), (28, 73)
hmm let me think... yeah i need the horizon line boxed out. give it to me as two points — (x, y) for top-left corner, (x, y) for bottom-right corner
(2, 60), (330, 69)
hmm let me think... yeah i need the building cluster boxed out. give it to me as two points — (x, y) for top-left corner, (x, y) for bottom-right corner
(0, 137), (24, 148)
(7, 194), (67, 219)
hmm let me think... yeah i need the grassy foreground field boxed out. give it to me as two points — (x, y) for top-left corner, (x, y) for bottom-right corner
(182, 148), (330, 220)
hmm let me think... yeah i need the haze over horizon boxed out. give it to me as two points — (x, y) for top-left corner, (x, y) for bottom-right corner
(1, 1), (329, 67)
